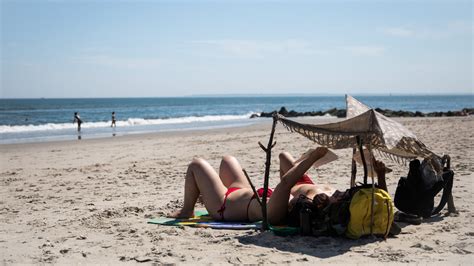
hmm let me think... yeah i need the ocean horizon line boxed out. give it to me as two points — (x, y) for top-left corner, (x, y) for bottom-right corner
(1, 92), (473, 100)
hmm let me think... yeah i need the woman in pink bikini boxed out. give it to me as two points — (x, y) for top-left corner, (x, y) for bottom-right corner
(169, 147), (386, 225)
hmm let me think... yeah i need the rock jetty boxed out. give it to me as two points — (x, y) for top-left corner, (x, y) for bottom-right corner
(252, 107), (473, 118)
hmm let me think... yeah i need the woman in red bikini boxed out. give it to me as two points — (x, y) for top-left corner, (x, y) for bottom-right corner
(169, 147), (337, 224)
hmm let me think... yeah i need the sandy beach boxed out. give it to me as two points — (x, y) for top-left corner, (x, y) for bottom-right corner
(1, 116), (473, 264)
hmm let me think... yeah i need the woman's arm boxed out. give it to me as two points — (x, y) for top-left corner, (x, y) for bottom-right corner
(280, 147), (328, 187)
(267, 147), (328, 224)
(373, 159), (388, 192)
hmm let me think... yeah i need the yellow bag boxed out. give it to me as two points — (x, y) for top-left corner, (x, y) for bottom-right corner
(346, 188), (394, 239)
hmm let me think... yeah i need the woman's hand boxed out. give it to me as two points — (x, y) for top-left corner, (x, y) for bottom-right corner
(372, 158), (387, 175)
(372, 158), (389, 192)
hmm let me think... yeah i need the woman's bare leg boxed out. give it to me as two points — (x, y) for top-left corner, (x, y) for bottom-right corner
(219, 155), (250, 188)
(169, 158), (227, 218)
(279, 152), (303, 195)
(279, 152), (295, 177)
(267, 147), (328, 224)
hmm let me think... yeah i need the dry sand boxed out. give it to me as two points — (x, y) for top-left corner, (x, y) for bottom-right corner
(1, 116), (473, 264)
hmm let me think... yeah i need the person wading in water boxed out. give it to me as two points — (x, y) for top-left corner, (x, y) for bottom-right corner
(73, 112), (83, 132)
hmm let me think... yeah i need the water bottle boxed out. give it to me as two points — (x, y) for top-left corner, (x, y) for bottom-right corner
(300, 207), (312, 236)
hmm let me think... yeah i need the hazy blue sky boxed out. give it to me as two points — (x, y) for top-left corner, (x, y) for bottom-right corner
(1, 0), (472, 98)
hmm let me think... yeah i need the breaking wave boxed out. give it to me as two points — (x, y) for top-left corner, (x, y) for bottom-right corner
(0, 113), (256, 133)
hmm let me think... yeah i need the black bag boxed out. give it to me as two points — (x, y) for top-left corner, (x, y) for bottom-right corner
(394, 158), (454, 218)
(287, 190), (352, 236)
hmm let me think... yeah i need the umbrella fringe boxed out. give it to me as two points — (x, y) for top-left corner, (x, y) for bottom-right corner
(277, 116), (432, 165)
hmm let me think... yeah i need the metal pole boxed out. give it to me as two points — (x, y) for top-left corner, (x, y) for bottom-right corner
(351, 147), (357, 187)
(356, 136), (368, 185)
(368, 144), (375, 236)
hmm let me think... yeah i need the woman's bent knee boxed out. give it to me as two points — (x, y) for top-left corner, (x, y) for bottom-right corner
(189, 157), (209, 169)
(221, 155), (237, 165)
(279, 152), (292, 162)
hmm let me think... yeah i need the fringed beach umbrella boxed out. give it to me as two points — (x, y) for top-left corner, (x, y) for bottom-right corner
(276, 95), (437, 164)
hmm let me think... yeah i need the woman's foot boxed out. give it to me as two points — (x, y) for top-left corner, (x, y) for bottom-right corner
(167, 208), (195, 219)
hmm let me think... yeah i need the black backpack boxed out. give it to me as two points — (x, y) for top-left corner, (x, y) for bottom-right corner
(394, 158), (454, 218)
(286, 188), (364, 236)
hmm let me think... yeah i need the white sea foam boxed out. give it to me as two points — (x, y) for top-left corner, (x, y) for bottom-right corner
(0, 113), (256, 133)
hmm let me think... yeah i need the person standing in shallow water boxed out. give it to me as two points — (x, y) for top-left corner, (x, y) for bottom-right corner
(111, 112), (116, 127)
(73, 112), (83, 132)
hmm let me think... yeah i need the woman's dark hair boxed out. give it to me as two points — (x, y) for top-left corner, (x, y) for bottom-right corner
(286, 194), (313, 227)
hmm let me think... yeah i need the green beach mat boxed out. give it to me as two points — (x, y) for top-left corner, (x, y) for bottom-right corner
(148, 210), (300, 234)
(269, 225), (300, 236)
(148, 210), (261, 230)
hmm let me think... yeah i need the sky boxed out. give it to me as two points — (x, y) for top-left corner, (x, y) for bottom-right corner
(1, 0), (472, 98)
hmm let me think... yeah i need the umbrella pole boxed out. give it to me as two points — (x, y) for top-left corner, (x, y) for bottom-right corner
(368, 145), (375, 236)
(356, 136), (368, 185)
(259, 114), (278, 231)
(351, 148), (357, 187)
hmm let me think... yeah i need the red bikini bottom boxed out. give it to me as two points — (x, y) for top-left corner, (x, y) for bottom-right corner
(217, 187), (273, 221)
(216, 173), (312, 221)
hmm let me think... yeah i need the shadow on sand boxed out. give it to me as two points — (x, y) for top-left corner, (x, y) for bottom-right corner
(236, 214), (449, 259)
(236, 232), (383, 259)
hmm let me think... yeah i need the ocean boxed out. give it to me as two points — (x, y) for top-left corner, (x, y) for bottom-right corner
(0, 95), (472, 144)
